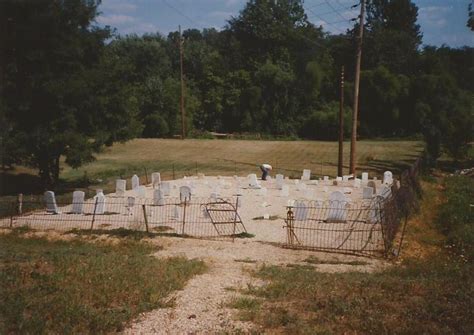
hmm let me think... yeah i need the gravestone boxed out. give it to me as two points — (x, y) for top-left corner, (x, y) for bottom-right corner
(172, 206), (181, 220)
(383, 171), (393, 185)
(294, 200), (308, 220)
(353, 178), (361, 188)
(131, 174), (139, 190)
(44, 191), (59, 214)
(379, 185), (392, 199)
(126, 196), (135, 216)
(362, 186), (374, 199)
(296, 182), (307, 191)
(323, 176), (329, 181)
(153, 189), (165, 206)
(336, 176), (343, 182)
(361, 172), (369, 183)
(160, 182), (171, 196)
(152, 172), (161, 188)
(301, 169), (311, 181)
(180, 186), (192, 202)
(342, 175), (349, 182)
(248, 174), (261, 189)
(136, 185), (146, 198)
(71, 191), (85, 214)
(280, 185), (290, 197)
(327, 191), (349, 222)
(94, 192), (106, 215)
(275, 174), (284, 190)
(367, 180), (377, 194)
(116, 179), (126, 196)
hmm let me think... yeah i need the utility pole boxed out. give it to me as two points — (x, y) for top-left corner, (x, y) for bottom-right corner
(349, 0), (365, 175)
(338, 66), (344, 177)
(179, 25), (185, 139)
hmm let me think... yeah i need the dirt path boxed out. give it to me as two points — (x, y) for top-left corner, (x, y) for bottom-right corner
(124, 237), (387, 334)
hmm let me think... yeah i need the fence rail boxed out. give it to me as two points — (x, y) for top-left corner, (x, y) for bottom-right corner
(0, 196), (246, 240)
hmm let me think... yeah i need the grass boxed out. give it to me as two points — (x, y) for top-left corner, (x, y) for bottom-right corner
(228, 174), (474, 334)
(303, 256), (368, 266)
(0, 232), (206, 334)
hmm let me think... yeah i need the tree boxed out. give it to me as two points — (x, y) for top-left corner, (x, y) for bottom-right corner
(0, 0), (140, 187)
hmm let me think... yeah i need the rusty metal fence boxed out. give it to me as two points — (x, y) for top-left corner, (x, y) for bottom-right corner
(283, 158), (423, 257)
(0, 196), (247, 240)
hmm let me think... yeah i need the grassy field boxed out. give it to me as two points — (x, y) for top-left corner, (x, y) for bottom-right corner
(228, 176), (474, 334)
(0, 231), (206, 333)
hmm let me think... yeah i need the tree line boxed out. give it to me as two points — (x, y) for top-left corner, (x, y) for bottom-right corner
(0, 0), (472, 186)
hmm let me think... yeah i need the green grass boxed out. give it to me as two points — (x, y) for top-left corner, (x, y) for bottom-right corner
(228, 174), (474, 334)
(303, 256), (368, 266)
(0, 232), (206, 334)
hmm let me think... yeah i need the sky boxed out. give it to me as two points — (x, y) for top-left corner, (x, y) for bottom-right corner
(96, 0), (474, 48)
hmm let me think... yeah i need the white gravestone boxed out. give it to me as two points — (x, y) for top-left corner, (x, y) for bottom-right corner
(301, 169), (311, 181)
(294, 200), (308, 220)
(379, 184), (392, 198)
(44, 191), (59, 214)
(94, 192), (106, 215)
(362, 186), (374, 199)
(383, 171), (393, 185)
(353, 178), (361, 188)
(136, 186), (146, 198)
(160, 182), (171, 196)
(342, 175), (349, 182)
(248, 174), (261, 189)
(154, 189), (165, 206)
(327, 191), (349, 222)
(180, 186), (192, 202)
(361, 172), (369, 183)
(126, 196), (135, 216)
(336, 176), (343, 182)
(115, 179), (126, 196)
(275, 174), (284, 190)
(131, 174), (139, 190)
(71, 191), (85, 214)
(323, 176), (329, 182)
(152, 172), (161, 188)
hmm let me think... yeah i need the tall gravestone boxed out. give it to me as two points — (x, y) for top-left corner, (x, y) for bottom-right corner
(71, 191), (85, 214)
(327, 191), (349, 222)
(94, 192), (106, 215)
(44, 191), (59, 214)
(152, 172), (161, 189)
(154, 189), (165, 206)
(301, 169), (311, 181)
(116, 179), (126, 196)
(131, 174), (139, 190)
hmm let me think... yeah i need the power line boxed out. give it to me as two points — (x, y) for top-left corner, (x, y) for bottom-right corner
(162, 0), (204, 29)
(305, 6), (346, 34)
(324, 0), (352, 22)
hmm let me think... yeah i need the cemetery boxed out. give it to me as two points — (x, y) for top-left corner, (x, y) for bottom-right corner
(1, 166), (411, 257)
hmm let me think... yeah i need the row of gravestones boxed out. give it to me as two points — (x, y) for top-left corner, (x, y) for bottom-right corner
(291, 189), (387, 222)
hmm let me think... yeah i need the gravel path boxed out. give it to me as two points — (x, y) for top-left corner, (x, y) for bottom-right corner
(124, 237), (386, 334)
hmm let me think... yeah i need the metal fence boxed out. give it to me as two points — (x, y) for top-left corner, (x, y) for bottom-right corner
(0, 196), (247, 240)
(283, 158), (423, 257)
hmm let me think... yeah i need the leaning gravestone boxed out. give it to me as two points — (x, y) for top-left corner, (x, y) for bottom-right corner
(131, 174), (139, 190)
(379, 184), (392, 199)
(116, 179), (126, 196)
(275, 174), (284, 190)
(160, 182), (171, 196)
(327, 191), (349, 222)
(153, 189), (165, 206)
(71, 191), (85, 214)
(44, 191), (59, 214)
(301, 169), (311, 181)
(367, 180), (377, 194)
(362, 186), (374, 199)
(94, 192), (106, 215)
(383, 171), (393, 185)
(248, 174), (261, 189)
(152, 172), (161, 189)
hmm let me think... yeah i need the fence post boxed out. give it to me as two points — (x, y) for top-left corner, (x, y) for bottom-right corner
(17, 193), (23, 215)
(142, 204), (149, 233)
(90, 197), (99, 231)
(173, 164), (175, 180)
(144, 167), (149, 184)
(195, 161), (198, 176)
(232, 197), (239, 242)
(181, 198), (187, 235)
(286, 207), (294, 246)
(396, 213), (409, 258)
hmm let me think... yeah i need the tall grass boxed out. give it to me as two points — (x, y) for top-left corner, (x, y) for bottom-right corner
(0, 232), (206, 334)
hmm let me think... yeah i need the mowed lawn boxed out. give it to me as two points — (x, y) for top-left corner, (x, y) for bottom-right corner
(62, 139), (422, 183)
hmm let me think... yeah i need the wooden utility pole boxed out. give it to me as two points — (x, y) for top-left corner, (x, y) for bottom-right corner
(338, 66), (344, 177)
(179, 25), (185, 139)
(349, 0), (365, 175)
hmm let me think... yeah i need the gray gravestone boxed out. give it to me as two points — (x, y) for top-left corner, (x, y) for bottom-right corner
(153, 189), (165, 206)
(94, 192), (106, 215)
(275, 174), (284, 190)
(327, 191), (348, 222)
(136, 185), (146, 198)
(131, 174), (139, 190)
(367, 180), (377, 194)
(362, 186), (374, 199)
(44, 191), (59, 214)
(180, 186), (192, 202)
(71, 191), (85, 214)
(152, 172), (161, 189)
(301, 169), (311, 181)
(160, 182), (171, 196)
(294, 200), (308, 220)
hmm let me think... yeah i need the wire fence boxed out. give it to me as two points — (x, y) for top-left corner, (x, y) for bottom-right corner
(283, 158), (423, 257)
(0, 196), (247, 240)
